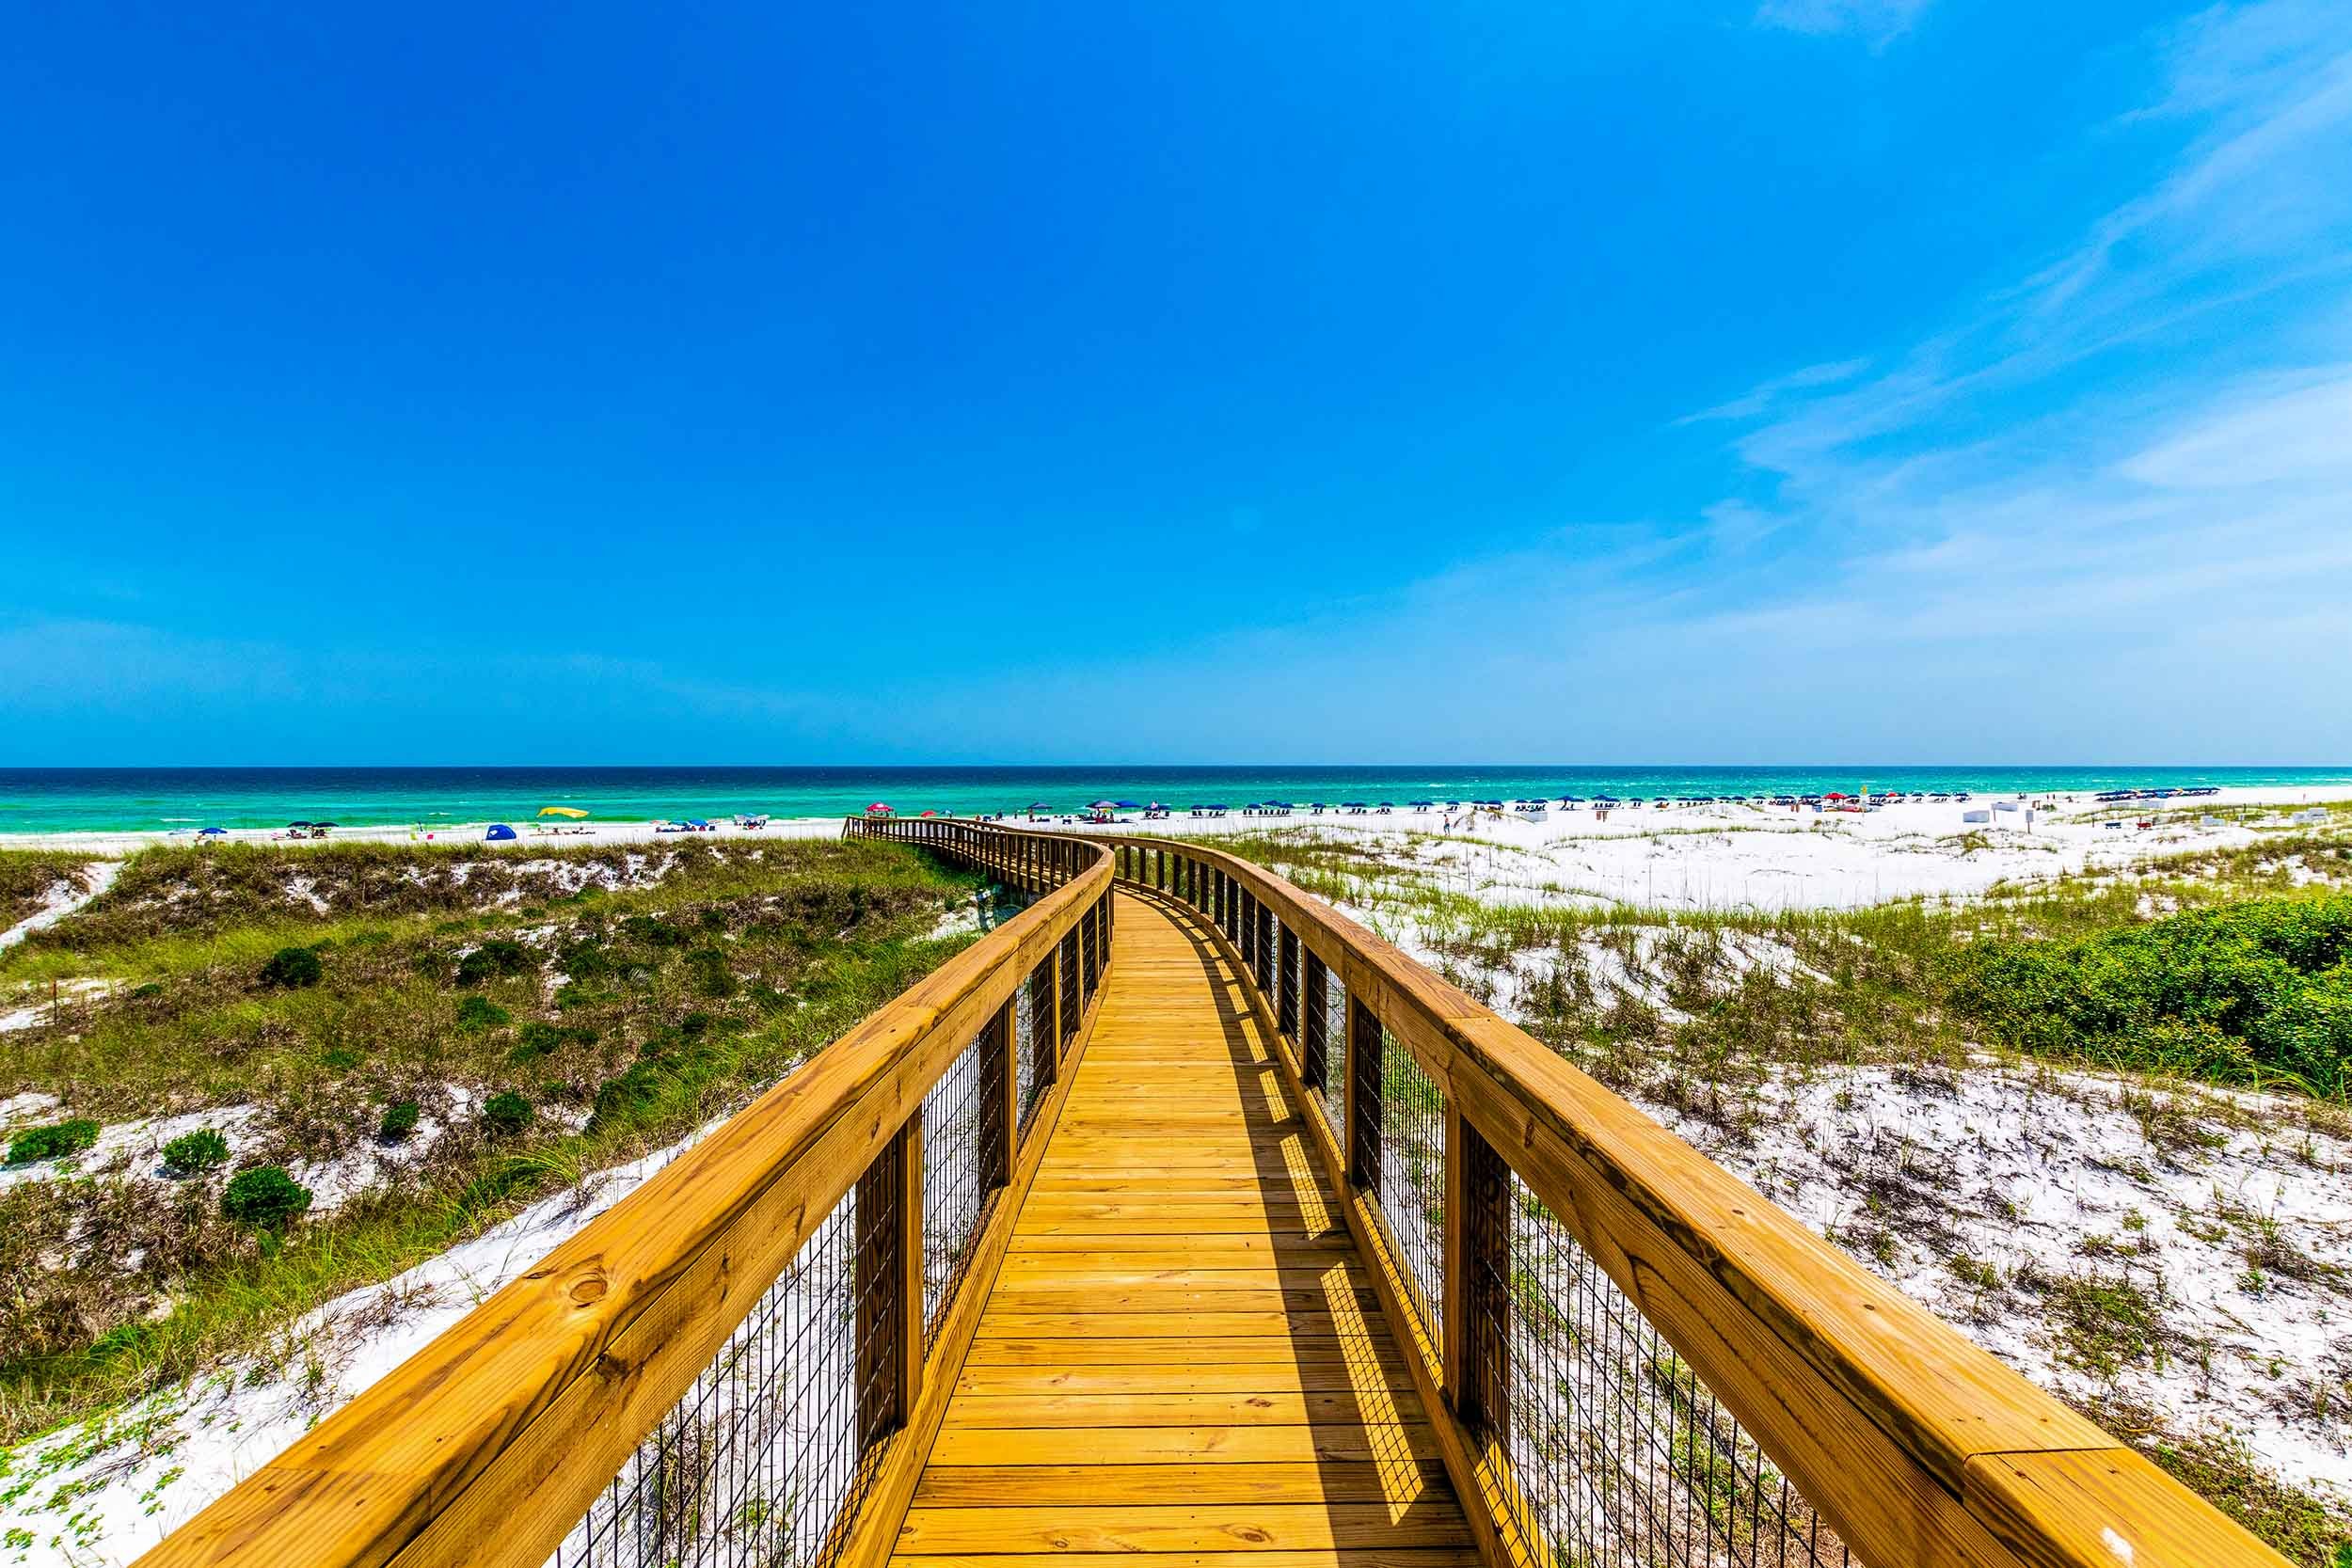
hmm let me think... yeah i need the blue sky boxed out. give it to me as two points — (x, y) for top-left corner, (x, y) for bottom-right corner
(4, 0), (2348, 765)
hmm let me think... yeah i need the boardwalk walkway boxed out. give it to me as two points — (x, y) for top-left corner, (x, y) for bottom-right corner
(890, 890), (1479, 1566)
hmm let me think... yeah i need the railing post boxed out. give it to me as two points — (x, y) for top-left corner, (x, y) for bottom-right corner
(1446, 1110), (1511, 1435)
(1301, 953), (1328, 1087)
(854, 1115), (923, 1444)
(1346, 996), (1381, 1191)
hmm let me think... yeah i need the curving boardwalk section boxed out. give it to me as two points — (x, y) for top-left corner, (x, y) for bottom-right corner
(893, 892), (1477, 1567)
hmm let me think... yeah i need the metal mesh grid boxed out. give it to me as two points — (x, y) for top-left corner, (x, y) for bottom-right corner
(1017, 962), (1047, 1130)
(1058, 930), (1080, 1042)
(551, 1181), (893, 1568)
(1279, 927), (1301, 1041)
(1370, 1029), (1447, 1349)
(1317, 974), (1348, 1136)
(921, 1034), (996, 1346)
(1473, 1170), (1853, 1568)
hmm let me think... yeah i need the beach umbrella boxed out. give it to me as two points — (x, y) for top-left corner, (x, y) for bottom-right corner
(1089, 800), (1120, 812)
(485, 823), (518, 842)
(919, 810), (939, 817)
(199, 826), (228, 837)
(538, 806), (590, 819)
(1115, 800), (1141, 809)
(866, 802), (893, 816)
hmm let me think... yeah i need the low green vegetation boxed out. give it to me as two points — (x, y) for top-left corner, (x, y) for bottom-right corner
(0, 834), (986, 1441)
(6, 1119), (99, 1166)
(220, 1166), (312, 1230)
(160, 1128), (230, 1174)
(1191, 825), (2352, 1113)
(1949, 895), (2351, 1096)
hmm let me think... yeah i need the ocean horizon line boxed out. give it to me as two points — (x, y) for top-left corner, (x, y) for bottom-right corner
(5, 762), (2350, 837)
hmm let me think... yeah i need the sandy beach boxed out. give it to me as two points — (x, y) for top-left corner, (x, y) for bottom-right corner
(12, 782), (2348, 911)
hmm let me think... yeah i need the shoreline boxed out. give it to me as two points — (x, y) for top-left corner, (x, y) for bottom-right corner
(5, 783), (2345, 911)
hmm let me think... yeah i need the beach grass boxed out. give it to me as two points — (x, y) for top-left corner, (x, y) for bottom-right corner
(0, 836), (988, 1443)
(0, 850), (94, 933)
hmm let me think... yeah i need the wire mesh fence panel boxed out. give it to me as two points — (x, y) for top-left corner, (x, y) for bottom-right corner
(1317, 974), (1348, 1137)
(1475, 1169), (1853, 1568)
(549, 1182), (893, 1568)
(1015, 965), (1044, 1131)
(921, 1034), (996, 1347)
(1057, 932), (1080, 1043)
(1372, 1030), (1446, 1350)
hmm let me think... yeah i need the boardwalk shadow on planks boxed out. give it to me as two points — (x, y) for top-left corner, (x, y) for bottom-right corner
(895, 890), (1478, 1568)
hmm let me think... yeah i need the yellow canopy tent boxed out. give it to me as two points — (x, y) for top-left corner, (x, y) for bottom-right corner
(537, 806), (590, 818)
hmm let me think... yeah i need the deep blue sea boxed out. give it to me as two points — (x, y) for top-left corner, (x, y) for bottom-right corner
(1, 766), (2346, 836)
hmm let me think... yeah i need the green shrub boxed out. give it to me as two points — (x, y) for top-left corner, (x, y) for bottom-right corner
(456, 995), (511, 1031)
(222, 1166), (312, 1229)
(259, 945), (323, 989)
(6, 1118), (101, 1165)
(619, 914), (689, 948)
(455, 938), (537, 986)
(481, 1092), (533, 1137)
(379, 1100), (421, 1140)
(322, 1046), (364, 1070)
(1948, 894), (2352, 1095)
(686, 946), (736, 998)
(558, 940), (612, 978)
(508, 1020), (597, 1064)
(162, 1128), (230, 1174)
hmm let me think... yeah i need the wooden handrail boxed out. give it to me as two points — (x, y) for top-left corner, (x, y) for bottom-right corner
(1092, 832), (2288, 1568)
(137, 821), (1113, 1568)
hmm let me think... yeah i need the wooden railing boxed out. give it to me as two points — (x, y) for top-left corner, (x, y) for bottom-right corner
(137, 818), (1114, 1568)
(1093, 832), (2288, 1568)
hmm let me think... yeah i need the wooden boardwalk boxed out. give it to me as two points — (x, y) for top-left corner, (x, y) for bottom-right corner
(891, 890), (1478, 1567)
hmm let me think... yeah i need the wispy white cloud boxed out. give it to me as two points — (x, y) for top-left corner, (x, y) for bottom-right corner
(1754, 0), (1933, 47)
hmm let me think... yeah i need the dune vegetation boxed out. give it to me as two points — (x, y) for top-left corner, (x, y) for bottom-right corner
(0, 836), (990, 1443)
(0, 854), (93, 935)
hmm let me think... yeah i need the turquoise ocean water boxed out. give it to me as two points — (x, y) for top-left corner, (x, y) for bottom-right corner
(1, 767), (2347, 836)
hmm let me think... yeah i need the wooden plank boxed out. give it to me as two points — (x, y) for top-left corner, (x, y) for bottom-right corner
(1004, 1233), (1359, 1257)
(894, 1504), (1474, 1554)
(953, 1361), (1417, 1397)
(1965, 1449), (2293, 1568)
(913, 1461), (1454, 1505)
(941, 1391), (1422, 1429)
(892, 1554), (1478, 1568)
(992, 1264), (1375, 1290)
(977, 1310), (1360, 1338)
(961, 1337), (1397, 1368)
(985, 1286), (1381, 1315)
